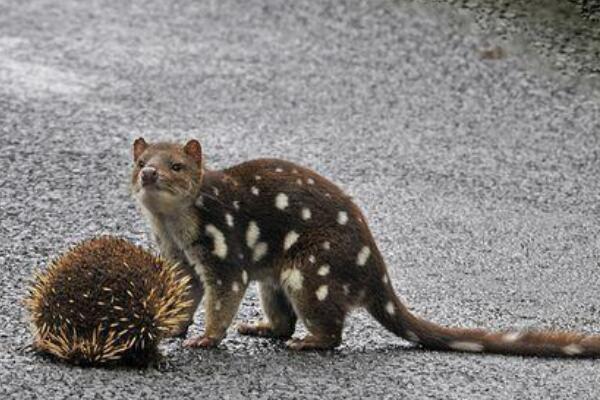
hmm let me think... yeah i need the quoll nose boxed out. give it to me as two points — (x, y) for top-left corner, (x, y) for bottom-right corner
(140, 167), (158, 185)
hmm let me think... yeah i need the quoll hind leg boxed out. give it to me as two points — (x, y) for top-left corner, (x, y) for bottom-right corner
(238, 282), (297, 339)
(280, 263), (346, 351)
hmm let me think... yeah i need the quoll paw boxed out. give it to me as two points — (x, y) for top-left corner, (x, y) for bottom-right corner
(183, 335), (221, 349)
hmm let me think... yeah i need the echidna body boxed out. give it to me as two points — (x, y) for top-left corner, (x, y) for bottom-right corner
(25, 236), (193, 366)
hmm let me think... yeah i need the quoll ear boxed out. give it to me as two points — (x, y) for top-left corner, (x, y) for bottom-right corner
(133, 137), (148, 161)
(183, 139), (203, 165)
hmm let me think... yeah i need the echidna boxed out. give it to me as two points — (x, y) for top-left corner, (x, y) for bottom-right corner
(25, 236), (193, 366)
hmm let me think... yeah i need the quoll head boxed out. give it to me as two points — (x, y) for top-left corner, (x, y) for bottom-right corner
(131, 137), (204, 213)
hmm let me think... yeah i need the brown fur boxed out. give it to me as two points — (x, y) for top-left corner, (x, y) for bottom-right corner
(131, 138), (600, 356)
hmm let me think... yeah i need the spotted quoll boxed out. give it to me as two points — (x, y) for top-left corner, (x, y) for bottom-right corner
(131, 137), (600, 356)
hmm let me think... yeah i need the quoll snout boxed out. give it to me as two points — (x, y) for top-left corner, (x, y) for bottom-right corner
(140, 167), (158, 186)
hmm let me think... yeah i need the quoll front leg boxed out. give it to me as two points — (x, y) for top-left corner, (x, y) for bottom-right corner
(238, 281), (297, 339)
(184, 272), (247, 349)
(173, 270), (204, 338)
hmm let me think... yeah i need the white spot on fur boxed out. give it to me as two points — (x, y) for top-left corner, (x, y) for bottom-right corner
(385, 301), (395, 315)
(292, 169), (298, 174)
(296, 178), (303, 185)
(337, 211), (349, 225)
(251, 186), (260, 196)
(275, 167), (283, 173)
(343, 284), (350, 296)
(563, 344), (583, 356)
(246, 221), (267, 262)
(308, 255), (316, 264)
(253, 242), (268, 262)
(301, 207), (311, 220)
(502, 332), (522, 343)
(214, 300), (221, 311)
(246, 221), (260, 249)
(213, 187), (219, 196)
(242, 270), (248, 285)
(205, 224), (227, 259)
(275, 193), (289, 210)
(317, 264), (330, 276)
(232, 282), (240, 293)
(307, 178), (315, 185)
(216, 279), (223, 286)
(356, 246), (371, 266)
(281, 269), (303, 291)
(324, 193), (331, 198)
(233, 201), (240, 210)
(283, 231), (299, 251)
(194, 263), (206, 276)
(255, 175), (262, 180)
(322, 241), (331, 250)
(449, 341), (484, 352)
(405, 330), (419, 343)
(195, 196), (204, 207)
(225, 213), (234, 228)
(382, 274), (389, 284)
(316, 285), (329, 301)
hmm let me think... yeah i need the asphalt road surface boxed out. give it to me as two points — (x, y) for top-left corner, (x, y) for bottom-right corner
(1, 1), (599, 399)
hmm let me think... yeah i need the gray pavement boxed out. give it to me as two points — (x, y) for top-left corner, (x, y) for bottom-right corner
(1, 0), (600, 399)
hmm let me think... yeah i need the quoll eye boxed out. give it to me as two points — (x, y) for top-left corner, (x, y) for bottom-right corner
(171, 163), (184, 172)
(137, 160), (145, 168)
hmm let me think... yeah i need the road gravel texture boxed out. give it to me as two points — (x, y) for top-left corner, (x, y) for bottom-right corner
(1, 0), (599, 399)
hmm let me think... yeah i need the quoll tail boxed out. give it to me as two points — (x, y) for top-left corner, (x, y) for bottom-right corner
(367, 285), (600, 358)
